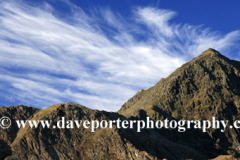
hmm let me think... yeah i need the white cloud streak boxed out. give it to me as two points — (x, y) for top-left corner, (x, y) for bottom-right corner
(0, 1), (239, 111)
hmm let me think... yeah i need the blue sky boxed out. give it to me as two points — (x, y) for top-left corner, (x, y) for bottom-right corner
(0, 0), (240, 111)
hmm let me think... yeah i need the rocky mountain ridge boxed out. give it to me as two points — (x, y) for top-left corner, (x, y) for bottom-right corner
(1, 103), (208, 160)
(1, 49), (240, 159)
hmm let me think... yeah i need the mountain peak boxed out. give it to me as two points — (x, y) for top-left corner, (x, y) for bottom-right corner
(197, 48), (229, 61)
(203, 48), (219, 54)
(119, 49), (240, 156)
(201, 48), (222, 57)
(119, 48), (238, 118)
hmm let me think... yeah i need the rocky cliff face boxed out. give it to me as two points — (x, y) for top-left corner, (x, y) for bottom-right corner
(1, 49), (240, 159)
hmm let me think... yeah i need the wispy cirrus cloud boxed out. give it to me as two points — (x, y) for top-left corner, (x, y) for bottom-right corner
(135, 7), (176, 37)
(0, 0), (239, 111)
